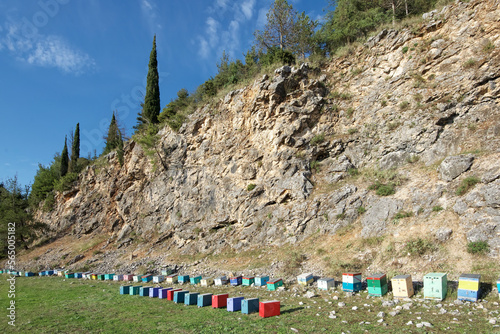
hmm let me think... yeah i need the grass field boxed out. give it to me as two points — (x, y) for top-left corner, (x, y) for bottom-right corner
(1, 274), (499, 333)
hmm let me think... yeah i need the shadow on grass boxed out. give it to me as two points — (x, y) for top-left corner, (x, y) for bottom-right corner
(281, 307), (304, 315)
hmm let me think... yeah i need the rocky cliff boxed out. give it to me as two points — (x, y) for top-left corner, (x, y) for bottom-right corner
(18, 0), (500, 278)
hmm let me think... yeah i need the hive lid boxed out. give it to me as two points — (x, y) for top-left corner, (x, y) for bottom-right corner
(460, 274), (481, 280)
(393, 274), (411, 279)
(367, 273), (386, 279)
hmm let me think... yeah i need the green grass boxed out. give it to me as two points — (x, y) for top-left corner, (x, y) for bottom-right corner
(456, 176), (480, 195)
(1, 275), (499, 333)
(467, 241), (489, 255)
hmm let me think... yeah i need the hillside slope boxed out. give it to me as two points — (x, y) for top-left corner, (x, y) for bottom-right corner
(12, 0), (500, 280)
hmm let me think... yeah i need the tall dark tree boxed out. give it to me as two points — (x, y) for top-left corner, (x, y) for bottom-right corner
(137, 35), (161, 128)
(103, 112), (124, 165)
(60, 136), (69, 177)
(69, 123), (80, 173)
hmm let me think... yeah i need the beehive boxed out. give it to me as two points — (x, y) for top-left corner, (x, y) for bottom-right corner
(174, 290), (189, 303)
(215, 276), (228, 286)
(197, 293), (213, 307)
(25, 272), (35, 277)
(139, 287), (151, 297)
(242, 276), (255, 286)
(120, 286), (131, 295)
(58, 271), (65, 277)
(190, 275), (202, 285)
(391, 275), (414, 298)
(149, 287), (160, 298)
(114, 274), (123, 281)
(255, 276), (269, 287)
(178, 275), (190, 284)
(497, 278), (500, 299)
(259, 300), (280, 318)
(153, 275), (165, 283)
(129, 286), (141, 295)
(75, 273), (83, 279)
(297, 273), (314, 286)
(98, 274), (105, 281)
(424, 273), (448, 301)
(46, 270), (54, 276)
(123, 274), (133, 281)
(457, 274), (481, 302)
(342, 272), (362, 292)
(39, 271), (45, 276)
(212, 293), (229, 308)
(367, 273), (388, 297)
(227, 297), (245, 312)
(105, 274), (115, 281)
(185, 292), (199, 305)
(267, 278), (283, 291)
(65, 273), (75, 279)
(230, 276), (242, 286)
(242, 298), (259, 314)
(201, 278), (214, 287)
(91, 273), (98, 280)
(166, 275), (178, 284)
(167, 288), (182, 301)
(83, 272), (92, 279)
(318, 278), (335, 291)
(159, 288), (172, 299)
(132, 275), (140, 282)
(141, 274), (153, 283)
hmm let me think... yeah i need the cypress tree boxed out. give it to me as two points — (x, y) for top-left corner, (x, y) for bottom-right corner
(60, 136), (69, 177)
(69, 123), (80, 172)
(137, 35), (161, 127)
(103, 113), (120, 155)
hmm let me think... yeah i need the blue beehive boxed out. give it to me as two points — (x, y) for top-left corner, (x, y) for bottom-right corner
(497, 278), (500, 299)
(230, 276), (242, 286)
(39, 271), (45, 276)
(178, 275), (190, 284)
(139, 287), (151, 297)
(185, 292), (199, 305)
(227, 297), (245, 312)
(190, 275), (202, 285)
(75, 273), (83, 279)
(149, 287), (160, 298)
(197, 293), (212, 307)
(255, 276), (269, 287)
(297, 273), (314, 286)
(46, 270), (54, 276)
(141, 274), (153, 283)
(241, 298), (259, 314)
(174, 290), (189, 303)
(457, 274), (481, 302)
(342, 272), (362, 292)
(159, 288), (172, 299)
(120, 286), (131, 295)
(25, 272), (35, 277)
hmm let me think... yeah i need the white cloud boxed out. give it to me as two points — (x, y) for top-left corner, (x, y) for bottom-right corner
(241, 0), (256, 20)
(141, 0), (153, 11)
(198, 37), (210, 59)
(26, 35), (95, 74)
(0, 22), (95, 74)
(206, 17), (219, 47)
(140, 0), (162, 33)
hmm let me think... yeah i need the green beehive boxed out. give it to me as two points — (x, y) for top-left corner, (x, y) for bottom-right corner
(367, 273), (388, 297)
(424, 273), (448, 301)
(129, 286), (141, 295)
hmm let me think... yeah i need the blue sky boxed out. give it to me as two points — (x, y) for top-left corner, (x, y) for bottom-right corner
(0, 0), (329, 187)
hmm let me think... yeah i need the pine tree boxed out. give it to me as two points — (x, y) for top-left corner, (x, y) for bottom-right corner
(69, 123), (80, 173)
(60, 137), (69, 177)
(136, 35), (161, 128)
(103, 112), (125, 165)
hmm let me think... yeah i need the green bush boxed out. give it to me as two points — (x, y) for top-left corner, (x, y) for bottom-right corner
(432, 205), (444, 212)
(467, 241), (489, 254)
(399, 101), (410, 110)
(310, 133), (325, 146)
(310, 160), (321, 173)
(456, 176), (480, 195)
(368, 182), (395, 196)
(247, 184), (256, 191)
(53, 172), (79, 193)
(402, 46), (409, 54)
(393, 210), (413, 221)
(404, 238), (436, 256)
(357, 206), (366, 214)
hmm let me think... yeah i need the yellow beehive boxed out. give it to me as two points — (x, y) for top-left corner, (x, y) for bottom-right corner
(391, 275), (414, 298)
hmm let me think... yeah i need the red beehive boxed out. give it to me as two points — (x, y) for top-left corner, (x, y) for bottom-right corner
(167, 288), (182, 301)
(259, 300), (280, 318)
(212, 293), (229, 308)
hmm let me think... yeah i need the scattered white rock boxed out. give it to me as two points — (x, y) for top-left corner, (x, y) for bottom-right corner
(490, 319), (497, 325)
(406, 321), (413, 325)
(338, 302), (346, 307)
(352, 306), (358, 311)
(291, 328), (299, 333)
(377, 311), (385, 318)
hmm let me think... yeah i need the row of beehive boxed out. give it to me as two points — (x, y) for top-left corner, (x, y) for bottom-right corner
(119, 285), (280, 318)
(4, 269), (498, 302)
(298, 272), (488, 302)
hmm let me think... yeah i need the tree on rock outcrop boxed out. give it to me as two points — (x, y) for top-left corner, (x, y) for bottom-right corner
(136, 35), (161, 129)
(254, 0), (316, 58)
(103, 112), (124, 165)
(69, 123), (80, 173)
(60, 136), (69, 177)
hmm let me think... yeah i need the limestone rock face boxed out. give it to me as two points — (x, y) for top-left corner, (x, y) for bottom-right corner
(438, 155), (474, 181)
(33, 0), (500, 265)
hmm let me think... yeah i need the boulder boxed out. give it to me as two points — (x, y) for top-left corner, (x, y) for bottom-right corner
(438, 155), (474, 181)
